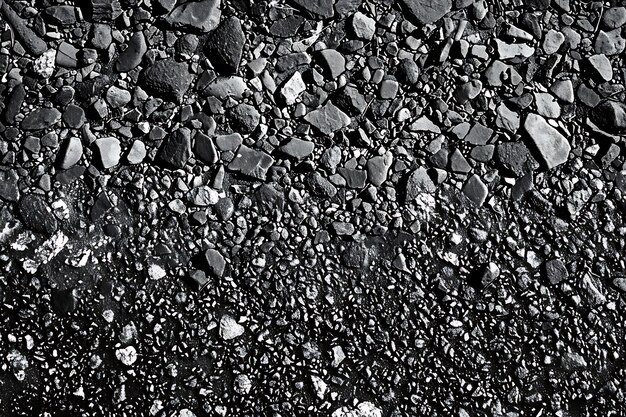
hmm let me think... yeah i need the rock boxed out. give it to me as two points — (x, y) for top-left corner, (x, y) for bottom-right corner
(216, 134), (243, 152)
(534, 92), (561, 119)
(409, 115), (440, 133)
(115, 346), (137, 366)
(88, 0), (122, 22)
(44, 6), (78, 26)
(587, 54), (613, 82)
(332, 402), (382, 417)
(3, 84), (26, 125)
(338, 168), (367, 188)
(204, 17), (245, 75)
(405, 167), (436, 201)
(280, 71), (306, 105)
(106, 86), (132, 108)
(317, 49), (345, 78)
(115, 32), (147, 73)
(495, 103), (520, 133)
(589, 100), (626, 133)
(90, 24), (113, 49)
(62, 104), (85, 128)
(561, 351), (587, 372)
(396, 59), (420, 85)
(270, 15), (305, 37)
(495, 39), (535, 61)
(550, 79), (574, 103)
(205, 248), (225, 276)
(523, 113), (570, 169)
(188, 186), (219, 206)
(336, 85), (368, 115)
(165, 0), (221, 32)
(291, 0), (334, 18)
(454, 79), (482, 104)
(280, 138), (315, 160)
(57, 137), (83, 169)
(18, 194), (58, 235)
(306, 172), (337, 198)
(227, 103), (260, 134)
(542, 29), (564, 54)
(157, 127), (192, 169)
(194, 132), (218, 164)
(602, 7), (626, 29)
(21, 107), (61, 130)
(56, 42), (79, 68)
(140, 59), (193, 102)
(202, 76), (247, 100)
(496, 141), (538, 177)
(1, 2), (47, 57)
(126, 140), (146, 164)
(304, 102), (351, 135)
(462, 174), (488, 206)
(464, 123), (493, 145)
(400, 0), (452, 25)
(94, 137), (121, 169)
(228, 145), (274, 181)
(351, 11), (375, 40)
(366, 152), (393, 186)
(0, 170), (20, 202)
(595, 29), (625, 56)
(543, 259), (568, 285)
(379, 79), (399, 99)
(219, 314), (244, 340)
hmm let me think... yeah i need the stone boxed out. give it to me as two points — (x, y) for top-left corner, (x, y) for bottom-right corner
(188, 186), (219, 206)
(400, 0), (452, 25)
(94, 137), (121, 169)
(21, 108), (61, 130)
(306, 172), (337, 198)
(495, 103), (520, 133)
(338, 168), (367, 188)
(0, 170), (20, 202)
(304, 102), (351, 135)
(366, 152), (393, 186)
(58, 137), (83, 169)
(463, 174), (488, 206)
(534, 92), (561, 119)
(550, 79), (574, 103)
(88, 0), (122, 22)
(229, 145), (274, 181)
(202, 76), (247, 100)
(157, 127), (192, 169)
(270, 15), (305, 37)
(115, 32), (147, 73)
(379, 79), (399, 99)
(56, 42), (79, 68)
(561, 351), (587, 372)
(351, 11), (375, 40)
(495, 39), (535, 61)
(140, 59), (193, 102)
(589, 100), (626, 133)
(409, 115), (440, 133)
(602, 7), (626, 29)
(165, 0), (221, 33)
(595, 29), (625, 56)
(204, 17), (245, 75)
(336, 85), (368, 115)
(18, 194), (58, 235)
(291, 0), (334, 18)
(587, 54), (613, 82)
(1, 2), (47, 57)
(280, 138), (315, 160)
(454, 79), (482, 103)
(496, 141), (538, 177)
(542, 29), (564, 54)
(205, 248), (225, 276)
(106, 86), (132, 108)
(194, 132), (218, 164)
(523, 113), (570, 169)
(396, 59), (420, 85)
(216, 133), (243, 152)
(90, 24), (112, 49)
(280, 71), (306, 105)
(317, 49), (345, 78)
(219, 314), (244, 340)
(464, 123), (493, 145)
(3, 84), (26, 125)
(405, 167), (436, 201)
(543, 259), (568, 285)
(126, 140), (146, 164)
(44, 6), (78, 26)
(227, 103), (260, 134)
(62, 104), (85, 128)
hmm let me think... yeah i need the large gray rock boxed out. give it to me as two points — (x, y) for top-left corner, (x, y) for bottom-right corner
(400, 0), (452, 25)
(21, 108), (61, 130)
(523, 113), (570, 169)
(204, 17), (245, 75)
(140, 59), (193, 102)
(589, 100), (626, 133)
(304, 102), (350, 136)
(164, 0), (221, 33)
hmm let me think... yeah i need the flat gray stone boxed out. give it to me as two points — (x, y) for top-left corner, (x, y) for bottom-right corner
(523, 113), (570, 169)
(304, 102), (350, 136)
(400, 0), (452, 25)
(164, 0), (221, 32)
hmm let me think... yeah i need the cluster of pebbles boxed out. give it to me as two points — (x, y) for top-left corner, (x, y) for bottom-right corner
(1, 0), (626, 415)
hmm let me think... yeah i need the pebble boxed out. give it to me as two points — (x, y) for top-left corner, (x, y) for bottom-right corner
(58, 137), (83, 169)
(304, 102), (351, 135)
(21, 108), (61, 131)
(523, 113), (570, 169)
(228, 103), (260, 134)
(542, 29), (564, 54)
(18, 194), (58, 235)
(204, 17), (245, 75)
(140, 58), (193, 102)
(164, 0), (221, 32)
(126, 140), (146, 164)
(351, 11), (376, 40)
(400, 0), (452, 25)
(157, 127), (192, 169)
(291, 0), (334, 19)
(115, 31), (147, 73)
(106, 86), (132, 108)
(115, 346), (137, 366)
(280, 71), (306, 105)
(0, 170), (20, 202)
(589, 100), (626, 133)
(587, 54), (613, 82)
(94, 137), (121, 169)
(219, 314), (244, 340)
(280, 138), (315, 160)
(462, 174), (488, 206)
(228, 145), (274, 181)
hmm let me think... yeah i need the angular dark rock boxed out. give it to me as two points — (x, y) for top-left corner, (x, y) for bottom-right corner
(589, 101), (626, 133)
(405, 167), (436, 201)
(115, 32), (147, 73)
(0, 170), (20, 202)
(87, 0), (122, 22)
(291, 0), (334, 18)
(18, 194), (58, 235)
(280, 138), (315, 160)
(194, 132), (219, 165)
(157, 127), (192, 169)
(462, 174), (488, 206)
(227, 103), (260, 134)
(204, 17), (245, 75)
(140, 59), (193, 102)
(1, 2), (47, 56)
(2, 84), (26, 125)
(543, 259), (569, 285)
(21, 108), (61, 131)
(306, 172), (337, 198)
(304, 102), (350, 135)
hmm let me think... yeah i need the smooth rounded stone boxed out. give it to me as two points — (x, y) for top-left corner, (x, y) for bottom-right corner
(0, 170), (20, 202)
(366, 152), (393, 186)
(140, 58), (193, 103)
(587, 54), (613, 81)
(379, 78), (399, 99)
(396, 58), (420, 85)
(534, 92), (561, 119)
(57, 137), (83, 169)
(279, 138), (314, 160)
(21, 107), (61, 130)
(595, 29), (625, 56)
(164, 0), (221, 32)
(1, 2), (48, 57)
(523, 113), (570, 169)
(62, 104), (85, 128)
(227, 103), (260, 134)
(18, 194), (58, 235)
(56, 42), (79, 68)
(228, 145), (274, 181)
(194, 132), (218, 164)
(219, 314), (244, 340)
(351, 11), (375, 40)
(280, 71), (306, 105)
(400, 0), (452, 24)
(577, 83), (601, 108)
(202, 76), (247, 100)
(126, 139), (146, 164)
(317, 49), (345, 79)
(204, 16), (244, 75)
(105, 86), (131, 108)
(115, 31), (147, 72)
(542, 29), (564, 54)
(94, 137), (121, 169)
(187, 186), (219, 206)
(205, 248), (225, 277)
(550, 79), (574, 103)
(89, 23), (112, 49)
(484, 60), (509, 86)
(589, 100), (626, 133)
(157, 127), (192, 169)
(304, 101), (350, 135)
(462, 174), (488, 206)
(602, 7), (626, 29)
(454, 79), (482, 103)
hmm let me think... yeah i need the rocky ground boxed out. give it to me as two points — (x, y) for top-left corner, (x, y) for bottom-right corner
(1, 0), (626, 415)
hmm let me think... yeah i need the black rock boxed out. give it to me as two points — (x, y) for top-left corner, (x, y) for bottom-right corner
(0, 170), (20, 202)
(1, 2), (47, 57)
(140, 59), (193, 102)
(306, 171), (337, 198)
(589, 100), (626, 133)
(18, 194), (58, 235)
(2, 84), (26, 125)
(87, 0), (122, 22)
(194, 132), (218, 165)
(269, 15), (305, 37)
(44, 6), (78, 26)
(115, 31), (147, 73)
(496, 141), (539, 177)
(204, 17), (245, 75)
(21, 108), (61, 130)
(396, 59), (420, 85)
(291, 0), (334, 18)
(62, 104), (86, 129)
(157, 127), (192, 169)
(400, 0), (452, 25)
(543, 259), (568, 285)
(227, 103), (260, 134)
